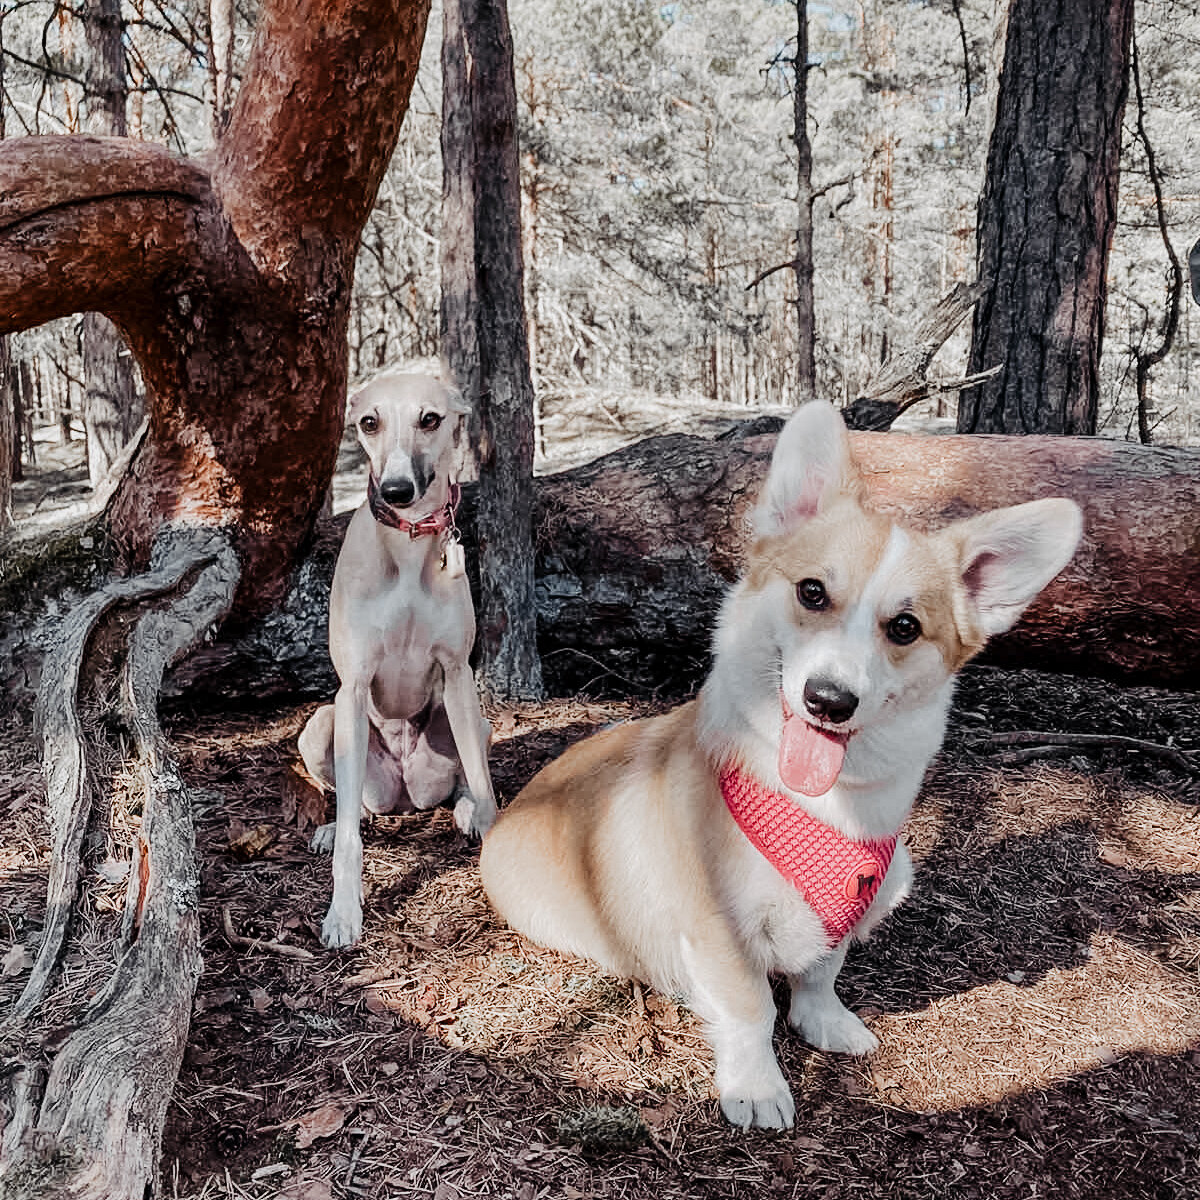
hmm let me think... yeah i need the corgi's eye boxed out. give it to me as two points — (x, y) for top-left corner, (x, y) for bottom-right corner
(359, 413), (379, 435)
(419, 411), (444, 431)
(887, 613), (922, 645)
(796, 579), (830, 611)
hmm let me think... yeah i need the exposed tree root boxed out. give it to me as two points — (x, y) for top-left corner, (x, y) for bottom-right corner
(0, 526), (239, 1200)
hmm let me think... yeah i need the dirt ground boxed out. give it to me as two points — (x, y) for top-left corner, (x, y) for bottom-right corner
(3, 666), (1198, 1199)
(2, 410), (1199, 1199)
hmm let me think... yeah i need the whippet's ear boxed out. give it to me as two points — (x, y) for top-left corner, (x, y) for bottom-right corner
(753, 400), (860, 538)
(346, 383), (370, 425)
(953, 498), (1083, 637)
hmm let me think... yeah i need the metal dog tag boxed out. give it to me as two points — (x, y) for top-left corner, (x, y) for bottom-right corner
(442, 535), (466, 579)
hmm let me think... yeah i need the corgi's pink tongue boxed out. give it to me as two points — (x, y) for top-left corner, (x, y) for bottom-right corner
(779, 713), (848, 797)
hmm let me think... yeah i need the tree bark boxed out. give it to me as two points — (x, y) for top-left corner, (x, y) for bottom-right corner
(207, 0), (237, 133)
(528, 423), (1200, 694)
(0, 1), (432, 1193)
(80, 0), (144, 489)
(0, 336), (12, 531)
(441, 0), (544, 700)
(152, 422), (1200, 706)
(0, 0), (432, 614)
(961, 0), (1134, 434)
(792, 0), (816, 403)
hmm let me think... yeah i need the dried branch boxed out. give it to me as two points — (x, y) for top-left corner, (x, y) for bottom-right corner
(222, 905), (316, 962)
(988, 731), (1197, 777)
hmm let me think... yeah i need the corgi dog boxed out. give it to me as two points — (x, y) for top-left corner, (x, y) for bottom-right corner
(479, 400), (1082, 1129)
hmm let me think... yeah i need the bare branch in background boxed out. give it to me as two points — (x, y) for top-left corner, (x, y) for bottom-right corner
(1129, 28), (1183, 446)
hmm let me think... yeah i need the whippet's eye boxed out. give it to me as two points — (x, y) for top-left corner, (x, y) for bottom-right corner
(419, 411), (444, 431)
(359, 414), (379, 434)
(887, 613), (922, 645)
(796, 578), (829, 611)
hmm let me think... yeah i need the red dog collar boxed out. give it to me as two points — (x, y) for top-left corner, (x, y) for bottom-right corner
(719, 763), (897, 947)
(368, 477), (461, 539)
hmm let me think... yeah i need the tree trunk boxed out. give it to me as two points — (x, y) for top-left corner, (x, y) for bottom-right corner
(441, 0), (544, 701)
(528, 423), (1200, 694)
(154, 422), (1200, 707)
(961, 0), (1134, 434)
(1129, 33), (1182, 447)
(792, 0), (816, 403)
(80, 0), (143, 489)
(0, 1), (432, 1192)
(207, 0), (237, 133)
(0, 16), (11, 526)
(0, 336), (12, 531)
(0, 0), (433, 613)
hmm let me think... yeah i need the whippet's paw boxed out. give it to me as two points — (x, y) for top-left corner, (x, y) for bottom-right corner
(790, 997), (880, 1056)
(453, 790), (497, 839)
(718, 1073), (796, 1131)
(309, 822), (337, 855)
(320, 901), (363, 949)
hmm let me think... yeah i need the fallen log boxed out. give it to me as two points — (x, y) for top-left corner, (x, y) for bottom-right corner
(154, 418), (1200, 702)
(526, 420), (1200, 694)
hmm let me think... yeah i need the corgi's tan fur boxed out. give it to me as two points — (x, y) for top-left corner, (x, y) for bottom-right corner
(480, 400), (1082, 1129)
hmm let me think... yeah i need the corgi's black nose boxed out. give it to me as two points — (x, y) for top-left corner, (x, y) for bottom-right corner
(380, 477), (416, 506)
(803, 678), (859, 725)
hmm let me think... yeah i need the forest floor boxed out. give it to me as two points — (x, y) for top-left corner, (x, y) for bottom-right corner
(1, 398), (1199, 1200)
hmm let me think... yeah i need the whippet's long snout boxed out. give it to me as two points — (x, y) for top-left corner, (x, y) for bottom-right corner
(379, 475), (417, 506)
(378, 447), (435, 508)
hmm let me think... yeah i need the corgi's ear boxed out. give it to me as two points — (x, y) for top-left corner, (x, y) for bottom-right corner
(954, 498), (1083, 637)
(754, 400), (857, 537)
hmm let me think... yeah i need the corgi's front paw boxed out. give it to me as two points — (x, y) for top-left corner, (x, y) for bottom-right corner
(790, 996), (880, 1055)
(454, 790), (497, 839)
(320, 900), (363, 949)
(714, 1044), (795, 1130)
(718, 1073), (796, 1131)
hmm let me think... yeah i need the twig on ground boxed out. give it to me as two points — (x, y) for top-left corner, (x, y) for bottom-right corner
(988, 731), (1197, 776)
(222, 904), (315, 962)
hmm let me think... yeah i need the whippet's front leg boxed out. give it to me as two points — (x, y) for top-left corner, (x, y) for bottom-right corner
(441, 660), (497, 838)
(322, 682), (369, 948)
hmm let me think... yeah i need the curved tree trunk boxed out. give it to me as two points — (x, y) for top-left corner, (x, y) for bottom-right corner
(961, 0), (1134, 434)
(0, 1), (432, 1193)
(0, 0), (432, 614)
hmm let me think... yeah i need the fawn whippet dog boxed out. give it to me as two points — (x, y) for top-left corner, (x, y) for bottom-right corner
(300, 370), (496, 948)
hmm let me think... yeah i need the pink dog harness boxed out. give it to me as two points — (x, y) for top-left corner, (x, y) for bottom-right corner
(719, 764), (897, 947)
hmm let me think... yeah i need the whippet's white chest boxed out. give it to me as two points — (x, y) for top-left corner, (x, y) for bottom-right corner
(331, 545), (474, 722)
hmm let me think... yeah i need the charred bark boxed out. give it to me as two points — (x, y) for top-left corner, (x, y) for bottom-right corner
(441, 0), (543, 701)
(961, 0), (1134, 434)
